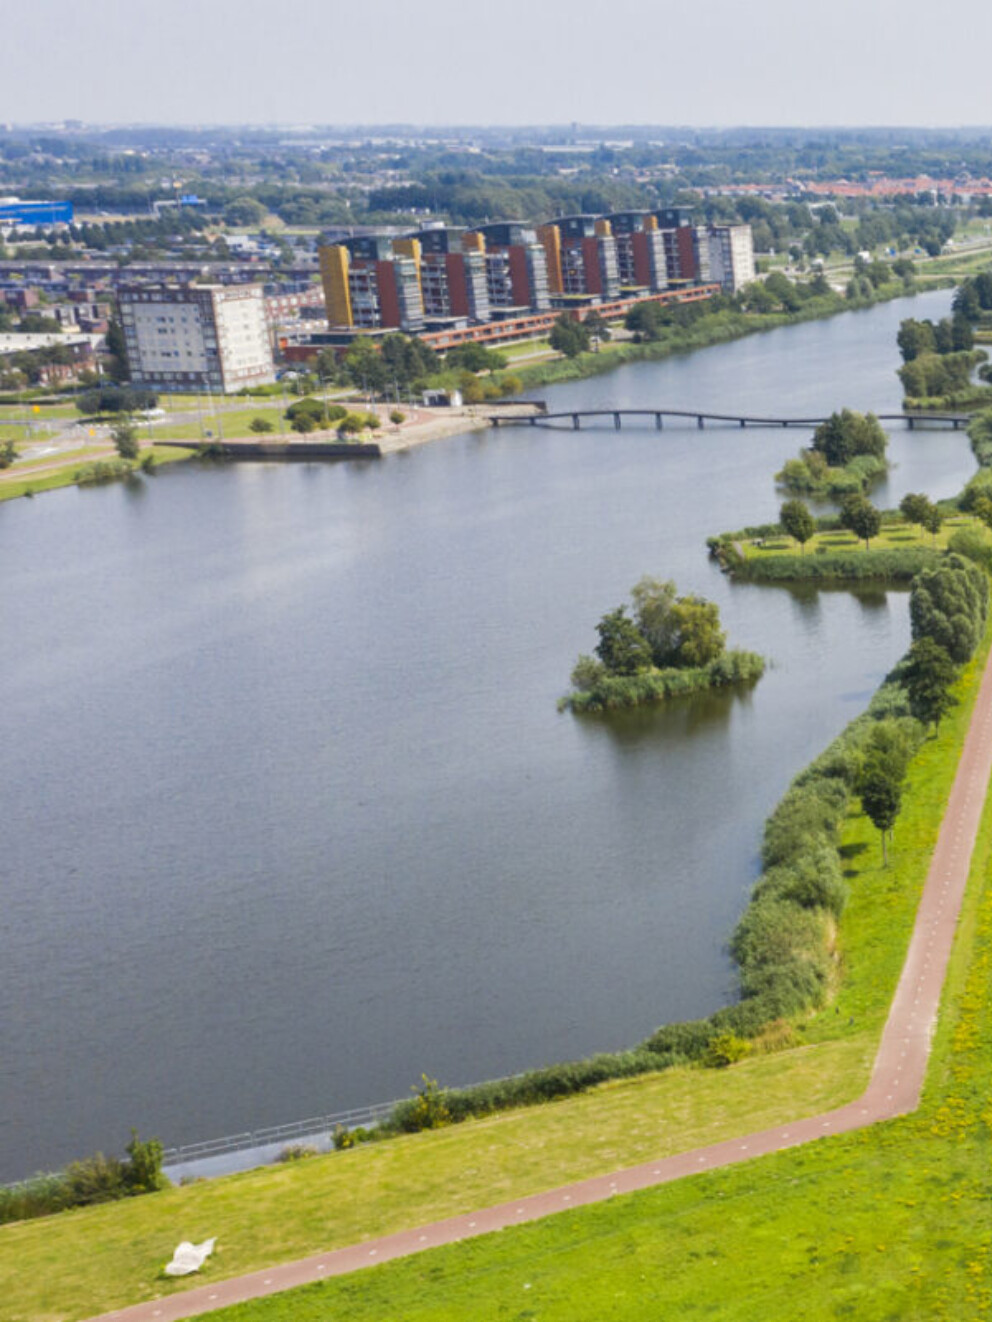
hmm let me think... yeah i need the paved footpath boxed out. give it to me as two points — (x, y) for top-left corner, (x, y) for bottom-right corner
(91, 647), (992, 1322)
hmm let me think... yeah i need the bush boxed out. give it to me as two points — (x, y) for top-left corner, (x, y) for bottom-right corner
(752, 847), (847, 918)
(277, 1144), (317, 1162)
(123, 1129), (166, 1194)
(76, 385), (157, 416)
(727, 547), (940, 583)
(948, 528), (992, 571)
(730, 898), (828, 974)
(74, 458), (133, 486)
(563, 651), (764, 713)
(391, 1075), (452, 1133)
(705, 1033), (752, 1067)
(761, 780), (847, 867)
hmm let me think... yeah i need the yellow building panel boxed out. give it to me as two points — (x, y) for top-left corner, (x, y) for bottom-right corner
(594, 218), (612, 237)
(644, 214), (658, 230)
(319, 245), (353, 328)
(392, 237), (422, 272)
(462, 231), (485, 253)
(537, 224), (563, 294)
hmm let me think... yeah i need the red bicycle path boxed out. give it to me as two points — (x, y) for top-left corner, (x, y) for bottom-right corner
(90, 645), (992, 1322)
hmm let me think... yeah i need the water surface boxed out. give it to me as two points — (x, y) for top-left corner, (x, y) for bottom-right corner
(0, 289), (969, 1180)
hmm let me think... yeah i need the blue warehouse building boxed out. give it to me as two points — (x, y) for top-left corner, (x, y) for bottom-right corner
(0, 200), (74, 227)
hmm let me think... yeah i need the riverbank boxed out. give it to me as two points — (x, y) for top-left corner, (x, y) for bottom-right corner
(0, 281), (959, 506)
(507, 278), (955, 395)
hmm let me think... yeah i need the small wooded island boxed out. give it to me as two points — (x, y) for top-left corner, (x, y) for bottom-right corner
(561, 577), (765, 712)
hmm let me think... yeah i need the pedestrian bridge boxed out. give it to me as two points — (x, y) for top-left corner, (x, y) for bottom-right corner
(488, 408), (971, 431)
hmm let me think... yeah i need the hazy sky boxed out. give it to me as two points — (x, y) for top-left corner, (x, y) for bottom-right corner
(5, 0), (992, 128)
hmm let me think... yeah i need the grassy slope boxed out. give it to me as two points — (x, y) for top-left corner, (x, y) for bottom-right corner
(0, 446), (196, 501)
(2, 624), (988, 1322)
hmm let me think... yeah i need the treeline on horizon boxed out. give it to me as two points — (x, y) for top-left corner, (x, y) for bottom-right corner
(4, 122), (992, 238)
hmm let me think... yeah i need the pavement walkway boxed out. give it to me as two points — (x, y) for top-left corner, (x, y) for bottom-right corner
(90, 643), (992, 1322)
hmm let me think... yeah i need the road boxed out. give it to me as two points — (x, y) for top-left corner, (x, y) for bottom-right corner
(86, 641), (992, 1322)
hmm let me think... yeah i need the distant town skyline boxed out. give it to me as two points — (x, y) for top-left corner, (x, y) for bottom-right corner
(4, 0), (992, 130)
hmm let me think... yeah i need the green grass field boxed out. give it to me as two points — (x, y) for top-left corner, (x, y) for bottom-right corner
(742, 514), (984, 561)
(1, 623), (988, 1322)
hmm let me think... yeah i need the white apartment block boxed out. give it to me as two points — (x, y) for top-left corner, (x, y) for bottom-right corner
(118, 284), (275, 393)
(706, 225), (756, 294)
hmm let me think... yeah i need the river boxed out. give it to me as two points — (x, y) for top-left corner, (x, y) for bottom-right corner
(0, 288), (972, 1182)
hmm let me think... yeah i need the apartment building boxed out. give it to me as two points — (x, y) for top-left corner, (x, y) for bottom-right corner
(117, 283), (275, 393)
(463, 223), (551, 313)
(604, 212), (669, 293)
(652, 208), (700, 283)
(705, 224), (756, 293)
(538, 216), (621, 301)
(407, 228), (491, 323)
(318, 236), (424, 332)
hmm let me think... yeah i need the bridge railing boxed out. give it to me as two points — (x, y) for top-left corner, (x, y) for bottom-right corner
(160, 1099), (403, 1167)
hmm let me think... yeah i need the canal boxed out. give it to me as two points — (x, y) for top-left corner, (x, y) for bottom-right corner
(0, 289), (972, 1181)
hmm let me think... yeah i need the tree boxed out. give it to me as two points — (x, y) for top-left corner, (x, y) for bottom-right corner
(668, 596), (727, 667)
(594, 607), (653, 675)
(123, 1129), (166, 1194)
(910, 555), (989, 663)
(389, 409), (405, 427)
(223, 196), (267, 227)
(897, 318), (937, 363)
(111, 417), (139, 460)
(779, 498), (815, 553)
(811, 410), (887, 467)
(550, 315), (590, 359)
(342, 335), (388, 397)
(840, 493), (881, 549)
(922, 502), (943, 542)
(903, 637), (957, 732)
(860, 768), (902, 864)
(0, 439), (15, 469)
(630, 576), (678, 664)
(583, 311), (611, 350)
(104, 315), (130, 383)
(859, 718), (918, 785)
(249, 416), (274, 434)
(899, 491), (931, 530)
(445, 343), (507, 373)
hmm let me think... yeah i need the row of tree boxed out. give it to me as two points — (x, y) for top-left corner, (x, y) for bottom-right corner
(863, 555), (989, 861)
(778, 489), (944, 555)
(897, 315), (974, 362)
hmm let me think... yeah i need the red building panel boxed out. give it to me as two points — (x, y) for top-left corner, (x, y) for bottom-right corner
(507, 247), (531, 306)
(631, 233), (652, 287)
(445, 253), (469, 317)
(376, 260), (401, 328)
(581, 238), (602, 295)
(676, 228), (697, 281)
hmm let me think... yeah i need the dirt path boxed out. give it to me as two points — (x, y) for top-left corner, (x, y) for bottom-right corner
(89, 646), (992, 1322)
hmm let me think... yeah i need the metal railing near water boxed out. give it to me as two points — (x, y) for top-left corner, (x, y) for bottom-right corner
(160, 1099), (403, 1168)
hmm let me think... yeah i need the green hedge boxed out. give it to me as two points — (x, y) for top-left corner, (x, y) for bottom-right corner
(717, 545), (940, 582)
